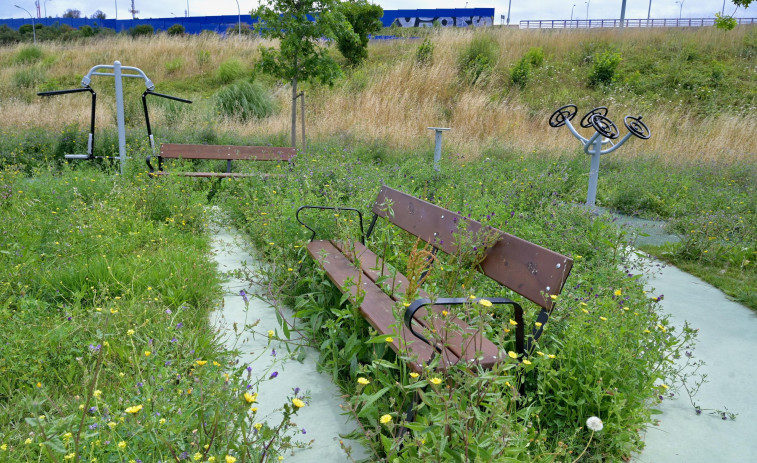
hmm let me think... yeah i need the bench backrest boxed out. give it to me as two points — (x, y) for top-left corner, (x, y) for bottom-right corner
(159, 144), (296, 161)
(371, 186), (573, 311)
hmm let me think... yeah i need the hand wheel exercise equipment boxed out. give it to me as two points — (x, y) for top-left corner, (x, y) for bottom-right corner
(549, 104), (578, 128)
(589, 114), (620, 140)
(580, 106), (608, 128)
(548, 104), (652, 207)
(624, 115), (651, 140)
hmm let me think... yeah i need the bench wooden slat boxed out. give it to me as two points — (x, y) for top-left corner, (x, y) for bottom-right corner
(306, 240), (458, 372)
(159, 144), (296, 161)
(151, 171), (279, 178)
(333, 240), (502, 368)
(371, 186), (573, 310)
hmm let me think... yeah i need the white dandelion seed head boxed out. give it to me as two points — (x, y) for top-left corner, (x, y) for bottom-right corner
(586, 416), (604, 432)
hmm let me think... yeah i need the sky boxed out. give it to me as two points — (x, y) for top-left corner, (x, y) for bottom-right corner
(1, 0), (755, 25)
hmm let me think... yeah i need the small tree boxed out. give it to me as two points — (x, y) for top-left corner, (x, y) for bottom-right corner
(337, 0), (383, 67)
(717, 0), (753, 30)
(62, 9), (82, 18)
(93, 10), (107, 20)
(253, 0), (357, 148)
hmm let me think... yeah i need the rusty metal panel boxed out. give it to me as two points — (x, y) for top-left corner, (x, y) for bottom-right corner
(371, 187), (573, 310)
(160, 144), (295, 161)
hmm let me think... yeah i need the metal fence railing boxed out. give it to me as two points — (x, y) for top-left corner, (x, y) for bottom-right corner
(519, 17), (757, 29)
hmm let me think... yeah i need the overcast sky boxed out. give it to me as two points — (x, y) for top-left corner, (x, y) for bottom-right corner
(2, 0), (755, 24)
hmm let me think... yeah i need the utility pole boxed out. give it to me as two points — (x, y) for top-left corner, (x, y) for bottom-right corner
(128, 0), (138, 19)
(619, 0), (627, 29)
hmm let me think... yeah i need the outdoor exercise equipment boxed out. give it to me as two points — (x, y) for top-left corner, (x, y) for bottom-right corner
(38, 61), (188, 174)
(141, 90), (192, 159)
(549, 104), (651, 207)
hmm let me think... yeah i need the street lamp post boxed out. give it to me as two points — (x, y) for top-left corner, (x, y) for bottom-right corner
(675, 0), (684, 21)
(647, 0), (652, 26)
(15, 4), (36, 44)
(43, 0), (51, 18)
(115, 0), (117, 21)
(506, 0), (512, 25)
(585, 0), (590, 21)
(571, 4), (576, 22)
(186, 0), (189, 17)
(235, 0), (241, 35)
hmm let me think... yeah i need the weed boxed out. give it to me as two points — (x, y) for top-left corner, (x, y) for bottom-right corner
(216, 57), (246, 84)
(214, 81), (276, 122)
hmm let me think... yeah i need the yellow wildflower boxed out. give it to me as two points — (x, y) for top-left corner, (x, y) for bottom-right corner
(549, 294), (558, 301)
(535, 322), (543, 328)
(600, 316), (608, 321)
(244, 392), (257, 403)
(380, 414), (392, 424)
(144, 351), (151, 357)
(196, 360), (207, 366)
(159, 418), (166, 425)
(93, 389), (102, 398)
(508, 351), (518, 359)
(225, 456), (237, 463)
(478, 299), (492, 307)
(292, 398), (305, 408)
(194, 452), (203, 461)
(127, 329), (135, 336)
(254, 423), (263, 430)
(125, 404), (143, 414)
(118, 441), (126, 449)
(357, 377), (370, 385)
(385, 336), (393, 343)
(509, 319), (518, 326)
(522, 359), (532, 365)
(25, 438), (32, 445)
(614, 289), (622, 296)
(429, 377), (442, 385)
(110, 308), (118, 314)
(548, 354), (556, 359)
(268, 330), (275, 338)
(409, 372), (419, 378)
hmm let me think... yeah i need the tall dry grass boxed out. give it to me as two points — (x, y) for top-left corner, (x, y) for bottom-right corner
(1, 28), (755, 164)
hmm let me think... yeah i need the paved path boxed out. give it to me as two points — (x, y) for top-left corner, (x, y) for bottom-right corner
(210, 225), (369, 462)
(632, 256), (757, 462)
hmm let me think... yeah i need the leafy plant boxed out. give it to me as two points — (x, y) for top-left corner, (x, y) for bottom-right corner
(588, 50), (622, 87)
(457, 33), (499, 86)
(336, 0), (384, 67)
(128, 24), (154, 37)
(14, 45), (44, 64)
(167, 23), (186, 35)
(414, 38), (434, 66)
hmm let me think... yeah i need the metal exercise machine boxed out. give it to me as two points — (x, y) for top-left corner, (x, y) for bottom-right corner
(549, 104), (651, 207)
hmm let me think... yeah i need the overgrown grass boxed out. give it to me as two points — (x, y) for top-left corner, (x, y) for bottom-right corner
(0, 163), (308, 461)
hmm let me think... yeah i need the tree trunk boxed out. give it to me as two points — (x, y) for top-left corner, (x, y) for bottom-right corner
(291, 77), (298, 149)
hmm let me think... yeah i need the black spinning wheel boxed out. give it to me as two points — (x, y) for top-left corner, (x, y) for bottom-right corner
(549, 104), (578, 128)
(590, 114), (619, 140)
(580, 106), (608, 128)
(624, 115), (651, 140)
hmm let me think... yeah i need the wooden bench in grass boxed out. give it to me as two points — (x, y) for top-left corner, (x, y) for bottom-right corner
(296, 186), (573, 373)
(146, 144), (296, 178)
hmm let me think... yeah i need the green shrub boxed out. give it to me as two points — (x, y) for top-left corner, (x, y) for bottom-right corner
(196, 49), (211, 67)
(588, 50), (622, 87)
(336, 0), (384, 67)
(216, 58), (246, 84)
(165, 57), (184, 74)
(79, 25), (96, 37)
(0, 24), (20, 45)
(214, 81), (275, 122)
(511, 47), (544, 88)
(167, 23), (186, 35)
(128, 24), (154, 37)
(12, 66), (46, 88)
(714, 12), (738, 30)
(458, 33), (499, 85)
(414, 38), (434, 66)
(14, 45), (44, 64)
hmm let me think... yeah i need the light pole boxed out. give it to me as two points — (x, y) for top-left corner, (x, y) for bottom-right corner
(235, 0), (241, 35)
(43, 0), (51, 18)
(647, 0), (652, 25)
(585, 0), (590, 21)
(186, 0), (189, 17)
(114, 0), (117, 21)
(15, 4), (36, 44)
(506, 0), (512, 25)
(675, 0), (684, 20)
(571, 4), (576, 21)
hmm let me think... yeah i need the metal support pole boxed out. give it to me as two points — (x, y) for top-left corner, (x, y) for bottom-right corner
(427, 127), (450, 172)
(300, 92), (306, 153)
(113, 61), (127, 174)
(586, 135), (603, 207)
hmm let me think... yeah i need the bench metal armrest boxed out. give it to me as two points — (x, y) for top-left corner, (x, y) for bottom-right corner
(145, 155), (161, 174)
(295, 205), (365, 244)
(404, 297), (525, 356)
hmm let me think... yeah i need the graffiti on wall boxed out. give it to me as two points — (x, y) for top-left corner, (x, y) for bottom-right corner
(391, 16), (493, 28)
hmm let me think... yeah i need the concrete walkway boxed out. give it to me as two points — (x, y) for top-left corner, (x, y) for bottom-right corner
(209, 225), (369, 462)
(633, 256), (757, 462)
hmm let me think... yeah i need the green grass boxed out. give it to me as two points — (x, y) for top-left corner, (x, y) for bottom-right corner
(0, 164), (309, 461)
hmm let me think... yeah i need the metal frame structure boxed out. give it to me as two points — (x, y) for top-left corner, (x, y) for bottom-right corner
(549, 104), (651, 207)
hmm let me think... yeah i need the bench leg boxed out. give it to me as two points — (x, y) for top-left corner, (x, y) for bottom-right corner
(397, 388), (423, 441)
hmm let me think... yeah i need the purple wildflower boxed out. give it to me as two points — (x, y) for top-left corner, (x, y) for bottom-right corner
(240, 290), (248, 303)
(269, 371), (278, 379)
(176, 322), (183, 329)
(89, 344), (101, 353)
